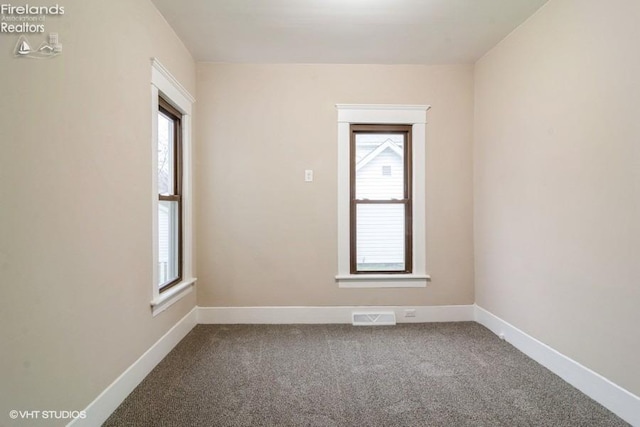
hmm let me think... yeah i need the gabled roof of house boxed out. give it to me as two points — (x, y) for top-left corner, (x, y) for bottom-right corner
(355, 139), (403, 171)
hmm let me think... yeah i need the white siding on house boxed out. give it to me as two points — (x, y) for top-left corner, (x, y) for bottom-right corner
(356, 147), (404, 200)
(158, 201), (178, 285)
(356, 204), (405, 269)
(354, 139), (406, 270)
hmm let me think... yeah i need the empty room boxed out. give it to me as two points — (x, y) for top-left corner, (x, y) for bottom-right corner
(1, 0), (638, 426)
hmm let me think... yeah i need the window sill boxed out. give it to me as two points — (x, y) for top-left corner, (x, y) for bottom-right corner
(336, 274), (430, 288)
(151, 277), (196, 317)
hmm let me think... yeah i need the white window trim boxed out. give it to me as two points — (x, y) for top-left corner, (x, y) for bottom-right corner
(150, 58), (196, 316)
(336, 104), (431, 288)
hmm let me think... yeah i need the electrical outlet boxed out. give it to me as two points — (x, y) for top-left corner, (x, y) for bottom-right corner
(404, 309), (416, 318)
(304, 169), (313, 182)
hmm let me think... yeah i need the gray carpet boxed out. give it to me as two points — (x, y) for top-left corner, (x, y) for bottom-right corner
(104, 322), (627, 426)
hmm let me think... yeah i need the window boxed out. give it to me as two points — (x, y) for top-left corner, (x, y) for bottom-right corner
(351, 125), (412, 274)
(336, 105), (430, 288)
(157, 97), (182, 291)
(151, 58), (195, 316)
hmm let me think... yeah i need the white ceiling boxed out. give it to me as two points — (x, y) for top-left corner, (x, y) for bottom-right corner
(151, 0), (548, 64)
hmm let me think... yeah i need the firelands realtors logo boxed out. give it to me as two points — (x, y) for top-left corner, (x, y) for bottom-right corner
(1, 3), (64, 58)
(1, 3), (64, 32)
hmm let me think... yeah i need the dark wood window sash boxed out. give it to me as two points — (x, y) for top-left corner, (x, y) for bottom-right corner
(350, 124), (413, 274)
(158, 97), (183, 292)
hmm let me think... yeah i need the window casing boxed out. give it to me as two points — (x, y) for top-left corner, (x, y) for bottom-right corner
(150, 58), (195, 316)
(336, 105), (430, 288)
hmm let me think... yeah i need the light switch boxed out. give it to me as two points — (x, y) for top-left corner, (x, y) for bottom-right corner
(304, 169), (313, 182)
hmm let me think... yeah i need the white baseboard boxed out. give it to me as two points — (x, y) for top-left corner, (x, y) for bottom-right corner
(474, 305), (640, 427)
(68, 307), (197, 427)
(197, 305), (475, 324)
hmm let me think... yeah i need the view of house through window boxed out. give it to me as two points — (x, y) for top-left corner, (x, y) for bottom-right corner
(351, 124), (412, 273)
(157, 97), (182, 291)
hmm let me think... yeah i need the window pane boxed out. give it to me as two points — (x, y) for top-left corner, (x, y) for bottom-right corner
(356, 203), (405, 271)
(355, 133), (404, 200)
(158, 200), (179, 287)
(158, 111), (174, 195)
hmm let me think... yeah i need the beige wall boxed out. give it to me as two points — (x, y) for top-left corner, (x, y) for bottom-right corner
(196, 63), (474, 307)
(474, 0), (640, 396)
(0, 1), (196, 424)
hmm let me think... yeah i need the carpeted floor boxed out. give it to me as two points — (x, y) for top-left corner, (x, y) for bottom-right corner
(104, 322), (628, 426)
